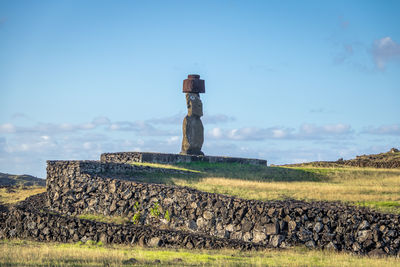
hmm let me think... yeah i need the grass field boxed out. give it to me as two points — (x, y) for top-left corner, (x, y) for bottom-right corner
(131, 162), (400, 214)
(1, 162), (400, 266)
(0, 186), (45, 205)
(0, 239), (399, 267)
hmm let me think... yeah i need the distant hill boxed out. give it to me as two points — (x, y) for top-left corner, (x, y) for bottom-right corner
(282, 148), (400, 169)
(0, 172), (45, 187)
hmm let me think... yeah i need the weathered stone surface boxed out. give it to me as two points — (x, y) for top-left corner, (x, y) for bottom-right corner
(181, 115), (204, 155)
(186, 93), (203, 117)
(305, 240), (316, 248)
(181, 90), (204, 156)
(357, 230), (372, 243)
(101, 152), (267, 165)
(368, 248), (386, 257)
(252, 231), (266, 243)
(325, 242), (338, 251)
(203, 210), (213, 220)
(288, 220), (297, 232)
(266, 223), (279, 235)
(358, 220), (370, 230)
(298, 228), (312, 242)
(183, 74), (205, 94)
(270, 235), (284, 247)
(148, 237), (162, 247)
(352, 242), (361, 252)
(180, 74), (205, 156)
(0, 194), (268, 251)
(313, 222), (323, 233)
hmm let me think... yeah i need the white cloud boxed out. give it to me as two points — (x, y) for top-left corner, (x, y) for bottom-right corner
(272, 129), (287, 138)
(92, 116), (111, 125)
(167, 136), (180, 145)
(207, 126), (294, 141)
(209, 127), (224, 139)
(147, 113), (235, 125)
(0, 137), (6, 152)
(372, 37), (400, 70)
(83, 142), (92, 150)
(11, 113), (31, 120)
(309, 108), (333, 114)
(147, 114), (183, 125)
(0, 122), (99, 134)
(108, 121), (172, 136)
(299, 123), (352, 137)
(41, 135), (50, 141)
(363, 124), (400, 135)
(225, 127), (270, 140)
(207, 123), (352, 141)
(0, 123), (16, 133)
(0, 117), (174, 136)
(202, 114), (236, 124)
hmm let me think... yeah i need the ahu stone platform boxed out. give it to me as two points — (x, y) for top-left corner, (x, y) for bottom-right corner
(100, 152), (267, 165)
(41, 156), (400, 256)
(2, 151), (399, 256)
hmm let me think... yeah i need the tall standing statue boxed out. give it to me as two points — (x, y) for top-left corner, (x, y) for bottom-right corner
(181, 74), (205, 155)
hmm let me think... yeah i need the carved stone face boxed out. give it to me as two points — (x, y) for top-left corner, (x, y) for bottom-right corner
(186, 93), (203, 117)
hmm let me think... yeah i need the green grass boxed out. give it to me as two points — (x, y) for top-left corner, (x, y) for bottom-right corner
(126, 162), (400, 214)
(356, 201), (400, 214)
(78, 213), (131, 225)
(129, 161), (202, 173)
(1, 239), (399, 267)
(176, 162), (326, 181)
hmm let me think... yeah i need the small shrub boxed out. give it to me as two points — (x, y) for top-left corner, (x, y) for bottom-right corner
(150, 202), (160, 218)
(134, 201), (140, 211)
(132, 211), (141, 224)
(164, 210), (170, 222)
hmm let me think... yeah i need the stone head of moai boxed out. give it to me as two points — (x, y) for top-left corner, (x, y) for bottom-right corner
(186, 93), (203, 117)
(181, 74), (205, 156)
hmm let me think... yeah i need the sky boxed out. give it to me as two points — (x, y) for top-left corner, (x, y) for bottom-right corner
(0, 0), (399, 178)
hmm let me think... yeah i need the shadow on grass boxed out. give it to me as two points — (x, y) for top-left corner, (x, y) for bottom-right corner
(109, 162), (328, 184)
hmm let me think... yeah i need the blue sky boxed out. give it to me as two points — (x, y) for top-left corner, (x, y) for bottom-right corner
(1, 0), (399, 177)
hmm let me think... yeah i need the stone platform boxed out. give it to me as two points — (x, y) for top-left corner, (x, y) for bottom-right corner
(100, 152), (267, 165)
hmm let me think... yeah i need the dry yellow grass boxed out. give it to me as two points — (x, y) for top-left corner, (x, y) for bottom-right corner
(173, 167), (400, 213)
(0, 186), (45, 205)
(1, 239), (399, 267)
(130, 161), (202, 173)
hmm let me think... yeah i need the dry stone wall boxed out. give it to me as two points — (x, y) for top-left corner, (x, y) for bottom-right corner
(341, 160), (400, 169)
(46, 160), (400, 256)
(0, 194), (265, 250)
(100, 152), (267, 165)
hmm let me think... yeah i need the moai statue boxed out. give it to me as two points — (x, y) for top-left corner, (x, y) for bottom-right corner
(181, 74), (205, 155)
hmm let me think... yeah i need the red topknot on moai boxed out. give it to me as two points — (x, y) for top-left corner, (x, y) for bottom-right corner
(181, 74), (205, 155)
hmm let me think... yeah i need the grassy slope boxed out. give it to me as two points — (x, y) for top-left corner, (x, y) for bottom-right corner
(131, 162), (400, 214)
(1, 239), (399, 267)
(0, 172), (45, 187)
(282, 150), (400, 168)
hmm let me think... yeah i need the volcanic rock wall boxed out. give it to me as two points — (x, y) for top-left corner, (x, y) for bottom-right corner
(0, 194), (265, 250)
(100, 152), (267, 165)
(46, 160), (400, 256)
